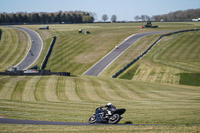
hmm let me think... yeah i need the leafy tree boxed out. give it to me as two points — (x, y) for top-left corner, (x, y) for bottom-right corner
(102, 14), (108, 22)
(111, 15), (117, 22)
(0, 11), (94, 24)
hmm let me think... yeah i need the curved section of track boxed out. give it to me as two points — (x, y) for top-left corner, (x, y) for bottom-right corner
(14, 27), (43, 70)
(83, 31), (172, 76)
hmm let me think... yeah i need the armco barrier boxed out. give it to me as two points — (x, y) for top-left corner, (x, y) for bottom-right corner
(112, 29), (200, 78)
(0, 70), (70, 76)
(40, 36), (56, 70)
(0, 29), (2, 40)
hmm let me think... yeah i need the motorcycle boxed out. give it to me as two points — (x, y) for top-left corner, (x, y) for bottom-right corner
(88, 106), (126, 124)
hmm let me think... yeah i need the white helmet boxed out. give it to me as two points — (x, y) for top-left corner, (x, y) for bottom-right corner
(107, 103), (112, 106)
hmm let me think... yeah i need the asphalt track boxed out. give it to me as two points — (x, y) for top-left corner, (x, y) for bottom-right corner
(14, 27), (43, 70)
(83, 31), (172, 76)
(0, 118), (170, 126)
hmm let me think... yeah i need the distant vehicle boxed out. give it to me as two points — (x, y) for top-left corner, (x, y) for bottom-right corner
(141, 21), (158, 28)
(39, 25), (49, 30)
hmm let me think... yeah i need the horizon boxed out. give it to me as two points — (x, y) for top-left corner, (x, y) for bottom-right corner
(1, 0), (200, 21)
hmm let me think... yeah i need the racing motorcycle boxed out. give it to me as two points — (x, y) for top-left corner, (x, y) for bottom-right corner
(88, 106), (126, 124)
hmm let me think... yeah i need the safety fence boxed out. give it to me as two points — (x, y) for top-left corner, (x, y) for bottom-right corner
(40, 36), (56, 70)
(0, 29), (2, 40)
(112, 29), (200, 78)
(0, 70), (70, 76)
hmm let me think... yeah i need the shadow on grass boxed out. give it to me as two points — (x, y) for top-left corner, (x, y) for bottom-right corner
(124, 121), (132, 124)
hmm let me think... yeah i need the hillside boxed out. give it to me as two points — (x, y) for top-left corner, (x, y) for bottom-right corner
(0, 23), (200, 132)
(21, 22), (200, 76)
(0, 27), (29, 71)
(0, 75), (200, 125)
(116, 30), (200, 86)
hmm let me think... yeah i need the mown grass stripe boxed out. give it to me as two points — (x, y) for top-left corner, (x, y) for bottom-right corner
(104, 79), (131, 100)
(74, 78), (92, 101)
(64, 77), (81, 101)
(97, 79), (123, 101)
(11, 77), (28, 101)
(0, 29), (18, 66)
(0, 77), (23, 100)
(81, 77), (104, 102)
(89, 78), (112, 101)
(22, 76), (41, 102)
(56, 77), (69, 101)
(0, 28), (11, 59)
(34, 77), (48, 101)
(44, 76), (59, 102)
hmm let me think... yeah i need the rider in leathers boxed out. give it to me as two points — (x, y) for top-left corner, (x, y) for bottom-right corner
(96, 103), (116, 122)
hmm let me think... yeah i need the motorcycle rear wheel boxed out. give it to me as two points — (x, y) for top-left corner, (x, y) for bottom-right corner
(88, 115), (96, 124)
(108, 114), (121, 124)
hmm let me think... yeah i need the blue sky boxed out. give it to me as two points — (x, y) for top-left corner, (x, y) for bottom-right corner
(0, 0), (199, 21)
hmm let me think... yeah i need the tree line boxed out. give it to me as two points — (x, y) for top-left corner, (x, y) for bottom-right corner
(152, 8), (200, 21)
(0, 11), (94, 24)
(134, 8), (200, 22)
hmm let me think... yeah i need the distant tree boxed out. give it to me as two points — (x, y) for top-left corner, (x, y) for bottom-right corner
(134, 15), (141, 21)
(102, 14), (108, 22)
(90, 12), (97, 21)
(0, 11), (95, 24)
(111, 15), (117, 22)
(141, 15), (150, 21)
(152, 8), (200, 21)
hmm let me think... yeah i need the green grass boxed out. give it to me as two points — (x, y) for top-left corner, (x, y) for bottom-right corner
(1, 23), (200, 132)
(0, 75), (200, 125)
(18, 22), (200, 74)
(0, 124), (199, 133)
(179, 73), (200, 86)
(114, 29), (200, 85)
(0, 27), (29, 71)
(119, 63), (140, 80)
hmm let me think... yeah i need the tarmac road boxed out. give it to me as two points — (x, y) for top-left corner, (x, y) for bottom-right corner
(0, 118), (169, 126)
(14, 27), (43, 70)
(83, 31), (172, 76)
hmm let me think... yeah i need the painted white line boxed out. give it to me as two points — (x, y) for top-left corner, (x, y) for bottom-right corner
(14, 27), (31, 69)
(14, 27), (43, 70)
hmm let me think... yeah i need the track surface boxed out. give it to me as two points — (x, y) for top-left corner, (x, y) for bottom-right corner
(0, 118), (90, 125)
(83, 31), (171, 76)
(0, 118), (169, 126)
(14, 27), (43, 70)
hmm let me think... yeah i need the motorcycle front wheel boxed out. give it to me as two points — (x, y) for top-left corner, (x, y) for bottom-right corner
(88, 115), (96, 124)
(108, 114), (121, 124)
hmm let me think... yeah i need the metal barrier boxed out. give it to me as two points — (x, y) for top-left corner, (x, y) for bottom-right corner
(112, 29), (200, 78)
(40, 36), (56, 70)
(0, 29), (2, 40)
(0, 70), (70, 76)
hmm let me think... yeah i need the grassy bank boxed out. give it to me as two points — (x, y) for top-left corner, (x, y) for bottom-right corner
(0, 27), (29, 71)
(0, 76), (200, 125)
(114, 29), (200, 85)
(0, 124), (199, 133)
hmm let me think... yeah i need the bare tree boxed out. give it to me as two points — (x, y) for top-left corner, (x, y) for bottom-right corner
(111, 15), (117, 22)
(102, 14), (108, 22)
(134, 15), (141, 21)
(141, 15), (150, 21)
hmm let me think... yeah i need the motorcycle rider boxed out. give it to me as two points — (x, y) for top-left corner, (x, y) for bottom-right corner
(96, 103), (116, 122)
(104, 103), (116, 115)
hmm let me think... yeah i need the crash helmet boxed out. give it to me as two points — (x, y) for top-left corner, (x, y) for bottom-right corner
(107, 103), (112, 106)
